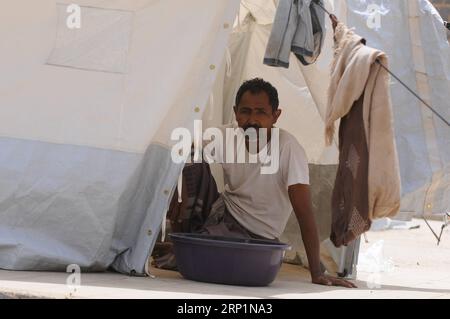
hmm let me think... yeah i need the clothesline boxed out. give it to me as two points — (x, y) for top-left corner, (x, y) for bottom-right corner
(375, 59), (450, 127)
(312, 0), (450, 128)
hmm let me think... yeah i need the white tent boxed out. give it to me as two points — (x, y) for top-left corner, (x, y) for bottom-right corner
(0, 0), (449, 275)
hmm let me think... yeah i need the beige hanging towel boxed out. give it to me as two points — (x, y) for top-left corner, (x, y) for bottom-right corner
(326, 23), (401, 246)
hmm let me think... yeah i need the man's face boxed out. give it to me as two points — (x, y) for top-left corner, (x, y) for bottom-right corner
(233, 91), (281, 139)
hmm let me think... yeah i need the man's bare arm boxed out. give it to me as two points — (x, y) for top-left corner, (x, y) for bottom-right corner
(288, 184), (357, 288)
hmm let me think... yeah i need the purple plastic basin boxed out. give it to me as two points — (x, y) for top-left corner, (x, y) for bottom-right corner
(169, 233), (291, 287)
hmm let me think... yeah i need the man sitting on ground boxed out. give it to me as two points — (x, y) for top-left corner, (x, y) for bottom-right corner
(154, 78), (356, 288)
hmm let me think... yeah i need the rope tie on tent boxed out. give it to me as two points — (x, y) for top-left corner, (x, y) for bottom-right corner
(144, 256), (155, 278)
(312, 0), (450, 128)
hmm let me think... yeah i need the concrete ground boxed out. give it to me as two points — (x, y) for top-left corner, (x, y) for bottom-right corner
(0, 218), (449, 299)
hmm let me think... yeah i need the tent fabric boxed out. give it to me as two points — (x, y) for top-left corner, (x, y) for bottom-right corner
(211, 0), (449, 268)
(0, 0), (449, 274)
(217, 15), (338, 165)
(341, 0), (450, 215)
(226, 0), (450, 214)
(0, 0), (240, 274)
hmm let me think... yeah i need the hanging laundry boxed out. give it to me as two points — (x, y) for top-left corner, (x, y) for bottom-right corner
(326, 23), (401, 247)
(264, 0), (326, 68)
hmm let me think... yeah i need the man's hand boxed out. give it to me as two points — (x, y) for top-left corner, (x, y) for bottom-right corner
(312, 274), (357, 288)
(288, 184), (357, 289)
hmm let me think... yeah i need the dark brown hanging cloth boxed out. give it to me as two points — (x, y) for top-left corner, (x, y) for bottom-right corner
(331, 93), (371, 247)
